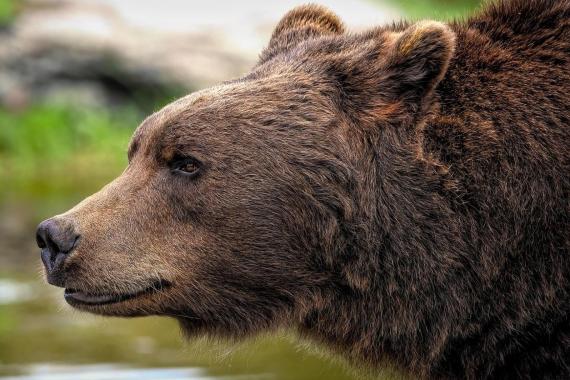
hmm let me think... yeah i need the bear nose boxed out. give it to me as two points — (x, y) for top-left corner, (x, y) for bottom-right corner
(36, 218), (79, 287)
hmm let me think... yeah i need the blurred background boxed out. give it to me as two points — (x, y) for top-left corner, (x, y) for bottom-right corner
(0, 1), (480, 379)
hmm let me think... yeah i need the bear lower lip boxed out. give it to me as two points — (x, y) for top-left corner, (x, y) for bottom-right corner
(64, 280), (169, 306)
(65, 290), (117, 304)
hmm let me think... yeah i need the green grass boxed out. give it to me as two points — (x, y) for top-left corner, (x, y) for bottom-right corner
(383, 0), (483, 20)
(0, 0), (18, 26)
(0, 104), (139, 203)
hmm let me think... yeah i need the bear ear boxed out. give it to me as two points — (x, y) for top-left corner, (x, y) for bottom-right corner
(259, 5), (344, 64)
(382, 21), (456, 112)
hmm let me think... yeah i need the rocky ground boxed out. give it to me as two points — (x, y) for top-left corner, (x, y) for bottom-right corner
(0, 0), (400, 110)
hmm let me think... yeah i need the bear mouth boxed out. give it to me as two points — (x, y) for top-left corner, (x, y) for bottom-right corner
(64, 280), (170, 306)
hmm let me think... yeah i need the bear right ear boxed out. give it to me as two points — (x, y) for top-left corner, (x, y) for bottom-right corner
(336, 20), (455, 127)
(259, 5), (344, 65)
(383, 21), (456, 110)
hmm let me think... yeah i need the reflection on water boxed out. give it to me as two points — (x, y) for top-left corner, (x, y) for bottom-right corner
(0, 364), (242, 380)
(0, 281), (34, 305)
(0, 364), (269, 380)
(0, 202), (359, 380)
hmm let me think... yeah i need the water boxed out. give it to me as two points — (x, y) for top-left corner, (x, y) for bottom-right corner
(0, 364), (260, 380)
(0, 200), (360, 380)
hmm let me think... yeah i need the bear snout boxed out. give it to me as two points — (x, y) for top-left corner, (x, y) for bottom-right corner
(36, 217), (80, 287)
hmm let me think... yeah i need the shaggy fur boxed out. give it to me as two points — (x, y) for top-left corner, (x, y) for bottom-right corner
(38, 1), (569, 379)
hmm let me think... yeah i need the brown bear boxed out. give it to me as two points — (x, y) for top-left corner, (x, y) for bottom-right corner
(36, 0), (569, 378)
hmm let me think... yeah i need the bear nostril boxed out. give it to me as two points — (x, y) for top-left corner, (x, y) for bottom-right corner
(36, 227), (60, 254)
(36, 219), (79, 253)
(36, 229), (47, 249)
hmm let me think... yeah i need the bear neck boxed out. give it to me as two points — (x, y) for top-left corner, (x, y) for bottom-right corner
(298, 105), (472, 377)
(300, 52), (569, 377)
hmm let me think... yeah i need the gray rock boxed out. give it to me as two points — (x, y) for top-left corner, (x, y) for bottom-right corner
(0, 0), (400, 109)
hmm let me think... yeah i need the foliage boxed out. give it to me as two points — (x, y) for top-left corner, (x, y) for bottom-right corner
(0, 104), (139, 204)
(0, 0), (18, 26)
(385, 0), (482, 19)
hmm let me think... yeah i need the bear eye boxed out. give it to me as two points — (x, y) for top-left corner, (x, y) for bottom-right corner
(171, 158), (201, 178)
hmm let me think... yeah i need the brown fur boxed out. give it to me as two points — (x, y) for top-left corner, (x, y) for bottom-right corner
(39, 1), (569, 379)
